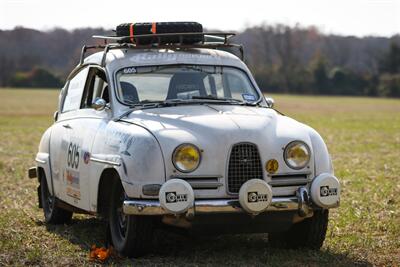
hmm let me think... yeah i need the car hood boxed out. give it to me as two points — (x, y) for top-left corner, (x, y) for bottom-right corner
(121, 104), (313, 175)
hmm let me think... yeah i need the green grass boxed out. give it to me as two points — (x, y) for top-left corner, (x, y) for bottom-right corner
(0, 88), (399, 266)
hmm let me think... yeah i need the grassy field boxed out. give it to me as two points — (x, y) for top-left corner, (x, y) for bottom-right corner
(0, 88), (399, 266)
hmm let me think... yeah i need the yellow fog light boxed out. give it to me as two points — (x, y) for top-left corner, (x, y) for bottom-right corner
(266, 159), (279, 174)
(284, 141), (311, 170)
(172, 144), (201, 173)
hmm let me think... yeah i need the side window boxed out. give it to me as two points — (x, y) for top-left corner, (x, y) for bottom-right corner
(62, 67), (89, 112)
(81, 68), (108, 109)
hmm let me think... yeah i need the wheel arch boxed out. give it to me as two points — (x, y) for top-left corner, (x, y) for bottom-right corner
(97, 168), (121, 217)
(306, 126), (334, 176)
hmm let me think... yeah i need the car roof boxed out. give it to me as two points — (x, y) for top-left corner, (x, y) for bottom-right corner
(83, 48), (247, 70)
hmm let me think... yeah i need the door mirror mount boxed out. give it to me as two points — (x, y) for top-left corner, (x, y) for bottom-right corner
(53, 110), (59, 122)
(92, 97), (107, 111)
(264, 97), (275, 108)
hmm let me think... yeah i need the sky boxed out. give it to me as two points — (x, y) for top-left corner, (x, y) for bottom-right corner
(0, 0), (399, 37)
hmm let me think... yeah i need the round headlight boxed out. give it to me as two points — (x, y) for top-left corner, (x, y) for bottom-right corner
(284, 141), (310, 170)
(172, 144), (201, 173)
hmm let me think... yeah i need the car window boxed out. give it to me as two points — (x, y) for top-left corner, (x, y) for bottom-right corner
(62, 67), (89, 112)
(81, 68), (108, 109)
(116, 65), (259, 104)
(225, 72), (248, 100)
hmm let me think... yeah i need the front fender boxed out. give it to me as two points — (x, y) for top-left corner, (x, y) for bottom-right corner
(307, 127), (334, 175)
(90, 121), (165, 204)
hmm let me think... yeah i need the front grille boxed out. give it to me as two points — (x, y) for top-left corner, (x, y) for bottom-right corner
(177, 176), (223, 190)
(269, 174), (310, 197)
(227, 143), (263, 193)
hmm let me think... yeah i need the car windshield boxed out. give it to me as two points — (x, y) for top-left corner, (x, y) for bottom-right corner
(115, 65), (260, 105)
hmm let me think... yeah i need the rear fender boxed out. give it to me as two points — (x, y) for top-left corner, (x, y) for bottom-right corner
(35, 153), (53, 195)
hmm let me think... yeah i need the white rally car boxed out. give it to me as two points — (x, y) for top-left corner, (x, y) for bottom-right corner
(29, 22), (340, 257)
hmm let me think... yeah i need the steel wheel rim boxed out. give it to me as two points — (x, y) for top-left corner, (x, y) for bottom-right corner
(116, 191), (128, 237)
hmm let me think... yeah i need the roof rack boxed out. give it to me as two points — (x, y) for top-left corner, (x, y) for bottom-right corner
(79, 32), (244, 66)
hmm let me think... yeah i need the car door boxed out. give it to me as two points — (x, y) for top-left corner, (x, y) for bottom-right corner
(50, 66), (89, 202)
(66, 66), (111, 211)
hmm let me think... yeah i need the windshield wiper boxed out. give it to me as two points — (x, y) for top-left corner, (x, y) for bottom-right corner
(127, 99), (195, 108)
(115, 96), (264, 122)
(126, 100), (164, 107)
(115, 99), (199, 121)
(191, 95), (241, 102)
(191, 95), (261, 106)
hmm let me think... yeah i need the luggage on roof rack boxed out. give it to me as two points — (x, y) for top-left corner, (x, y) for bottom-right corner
(116, 22), (203, 45)
(85, 22), (244, 66)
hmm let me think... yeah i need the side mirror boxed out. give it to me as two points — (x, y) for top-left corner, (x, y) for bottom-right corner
(264, 97), (275, 108)
(92, 97), (107, 111)
(53, 110), (59, 122)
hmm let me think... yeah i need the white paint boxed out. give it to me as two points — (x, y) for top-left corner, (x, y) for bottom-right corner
(35, 47), (339, 213)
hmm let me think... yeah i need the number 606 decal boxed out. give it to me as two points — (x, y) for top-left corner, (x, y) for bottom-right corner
(67, 143), (80, 169)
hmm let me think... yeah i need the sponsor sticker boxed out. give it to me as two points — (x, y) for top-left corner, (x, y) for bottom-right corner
(66, 187), (81, 200)
(320, 186), (338, 197)
(242, 93), (257, 102)
(65, 170), (80, 199)
(83, 151), (90, 164)
(165, 192), (188, 203)
(123, 67), (137, 74)
(66, 170), (80, 189)
(248, 192), (269, 203)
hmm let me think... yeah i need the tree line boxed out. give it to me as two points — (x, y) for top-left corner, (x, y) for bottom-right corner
(234, 24), (400, 97)
(0, 25), (399, 97)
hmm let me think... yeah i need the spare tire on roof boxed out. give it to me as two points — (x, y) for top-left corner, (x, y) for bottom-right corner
(116, 22), (203, 45)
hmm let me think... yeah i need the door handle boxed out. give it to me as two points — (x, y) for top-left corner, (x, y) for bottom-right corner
(62, 124), (72, 129)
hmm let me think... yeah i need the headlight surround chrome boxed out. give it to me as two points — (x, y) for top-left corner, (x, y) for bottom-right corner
(172, 144), (201, 173)
(283, 141), (311, 170)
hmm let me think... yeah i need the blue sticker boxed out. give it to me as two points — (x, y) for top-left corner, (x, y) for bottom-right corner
(242, 93), (257, 101)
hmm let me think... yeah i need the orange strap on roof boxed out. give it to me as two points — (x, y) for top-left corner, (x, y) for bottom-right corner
(151, 22), (157, 34)
(129, 23), (134, 43)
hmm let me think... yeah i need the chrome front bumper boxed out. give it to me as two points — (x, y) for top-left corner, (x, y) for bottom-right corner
(122, 175), (341, 218)
(123, 192), (312, 218)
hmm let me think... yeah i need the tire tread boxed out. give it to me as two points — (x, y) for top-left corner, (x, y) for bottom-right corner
(40, 176), (72, 225)
(269, 209), (329, 249)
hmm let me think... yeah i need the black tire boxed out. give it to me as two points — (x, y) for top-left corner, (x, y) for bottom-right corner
(269, 209), (329, 250)
(108, 179), (154, 258)
(40, 175), (72, 224)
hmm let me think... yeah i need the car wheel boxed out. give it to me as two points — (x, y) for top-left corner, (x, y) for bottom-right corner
(108, 180), (154, 257)
(40, 175), (72, 224)
(269, 209), (329, 249)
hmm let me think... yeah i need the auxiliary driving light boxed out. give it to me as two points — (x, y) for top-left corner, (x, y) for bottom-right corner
(310, 173), (341, 208)
(159, 179), (194, 214)
(239, 179), (273, 215)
